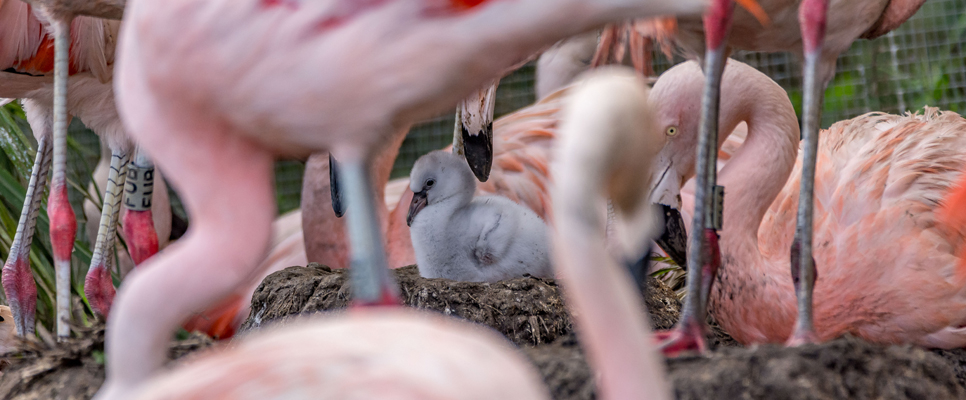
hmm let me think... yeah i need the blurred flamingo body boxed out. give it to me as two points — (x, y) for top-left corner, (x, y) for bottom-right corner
(654, 59), (966, 348)
(103, 0), (708, 396)
(552, 67), (671, 400)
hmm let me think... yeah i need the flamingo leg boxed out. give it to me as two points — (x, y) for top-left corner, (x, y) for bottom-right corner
(121, 147), (160, 266)
(103, 130), (276, 395)
(46, 16), (75, 340)
(85, 148), (130, 319)
(1, 134), (52, 336)
(339, 156), (400, 307)
(453, 81), (498, 182)
(787, 0), (829, 346)
(656, 0), (733, 356)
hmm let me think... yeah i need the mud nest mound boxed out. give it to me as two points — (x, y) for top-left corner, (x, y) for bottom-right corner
(241, 263), (684, 347)
(0, 325), (214, 400)
(524, 334), (966, 400)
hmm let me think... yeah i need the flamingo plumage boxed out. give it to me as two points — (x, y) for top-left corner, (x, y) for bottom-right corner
(0, 1), (165, 337)
(654, 58), (966, 348)
(630, 0), (928, 352)
(101, 0), (708, 397)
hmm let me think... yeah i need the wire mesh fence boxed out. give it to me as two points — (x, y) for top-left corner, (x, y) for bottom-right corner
(66, 0), (965, 218)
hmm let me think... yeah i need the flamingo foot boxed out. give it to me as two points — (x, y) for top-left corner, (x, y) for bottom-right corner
(350, 284), (401, 308)
(122, 209), (159, 266)
(2, 256), (37, 336)
(85, 262), (115, 319)
(654, 316), (709, 357)
(785, 327), (820, 346)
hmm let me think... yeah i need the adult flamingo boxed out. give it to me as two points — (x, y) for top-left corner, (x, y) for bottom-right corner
(95, 66), (675, 400)
(100, 0), (708, 397)
(639, 0), (927, 353)
(553, 67), (672, 399)
(653, 58), (966, 347)
(0, 1), (163, 338)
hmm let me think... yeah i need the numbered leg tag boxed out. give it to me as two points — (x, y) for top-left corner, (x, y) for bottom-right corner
(707, 185), (724, 231)
(124, 163), (155, 211)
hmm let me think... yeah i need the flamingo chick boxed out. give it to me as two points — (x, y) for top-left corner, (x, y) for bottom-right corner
(552, 67), (670, 399)
(407, 150), (552, 282)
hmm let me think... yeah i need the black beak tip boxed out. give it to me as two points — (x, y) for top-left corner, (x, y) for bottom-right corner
(654, 203), (688, 270)
(461, 124), (493, 182)
(329, 154), (346, 218)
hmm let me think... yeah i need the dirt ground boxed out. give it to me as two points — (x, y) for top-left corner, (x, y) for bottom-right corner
(1, 263), (965, 399)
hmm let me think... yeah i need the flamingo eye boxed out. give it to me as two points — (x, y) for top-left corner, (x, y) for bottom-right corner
(666, 126), (678, 136)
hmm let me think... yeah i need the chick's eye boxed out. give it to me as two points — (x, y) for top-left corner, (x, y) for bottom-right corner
(426, 179), (436, 188)
(666, 126), (678, 136)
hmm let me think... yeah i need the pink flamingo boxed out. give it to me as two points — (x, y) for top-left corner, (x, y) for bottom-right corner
(638, 0), (928, 353)
(0, 1), (163, 338)
(102, 65), (676, 400)
(654, 58), (966, 347)
(100, 0), (707, 397)
(553, 67), (672, 399)
(182, 29), (704, 341)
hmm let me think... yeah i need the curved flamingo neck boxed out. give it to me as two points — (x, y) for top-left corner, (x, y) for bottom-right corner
(715, 70), (799, 259)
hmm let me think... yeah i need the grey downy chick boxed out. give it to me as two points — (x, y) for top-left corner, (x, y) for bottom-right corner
(407, 150), (552, 282)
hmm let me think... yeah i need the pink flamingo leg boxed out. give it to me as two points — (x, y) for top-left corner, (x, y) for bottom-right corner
(85, 148), (129, 318)
(336, 154), (401, 308)
(122, 149), (160, 266)
(656, 0), (733, 356)
(46, 15), (76, 339)
(104, 125), (275, 394)
(1, 134), (51, 336)
(787, 0), (829, 346)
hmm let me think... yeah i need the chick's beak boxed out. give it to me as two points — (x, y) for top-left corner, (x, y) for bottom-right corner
(407, 190), (429, 227)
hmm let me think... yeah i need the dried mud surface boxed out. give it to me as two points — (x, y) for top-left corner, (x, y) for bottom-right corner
(241, 264), (684, 347)
(1, 263), (964, 399)
(0, 325), (214, 400)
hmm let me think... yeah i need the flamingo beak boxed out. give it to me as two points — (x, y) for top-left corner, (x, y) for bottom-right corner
(649, 158), (683, 211)
(407, 190), (428, 227)
(654, 204), (688, 270)
(457, 82), (497, 182)
(649, 157), (688, 268)
(329, 154), (347, 218)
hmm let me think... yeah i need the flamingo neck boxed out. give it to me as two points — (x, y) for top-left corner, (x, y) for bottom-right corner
(553, 167), (671, 400)
(715, 75), (799, 269)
